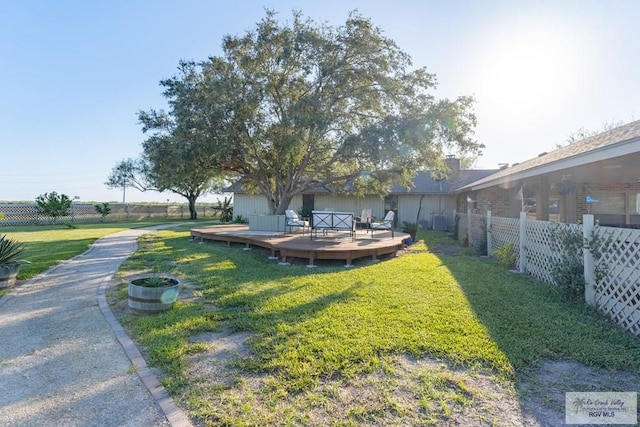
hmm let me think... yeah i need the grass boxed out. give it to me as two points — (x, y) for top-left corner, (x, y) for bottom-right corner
(110, 227), (640, 425)
(0, 219), (216, 282)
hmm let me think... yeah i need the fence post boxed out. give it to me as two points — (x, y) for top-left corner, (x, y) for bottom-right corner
(467, 207), (472, 247)
(583, 214), (596, 307)
(519, 211), (527, 273)
(486, 210), (492, 255)
(452, 209), (456, 236)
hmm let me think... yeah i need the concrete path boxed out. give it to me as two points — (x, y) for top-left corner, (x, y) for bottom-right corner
(0, 226), (193, 427)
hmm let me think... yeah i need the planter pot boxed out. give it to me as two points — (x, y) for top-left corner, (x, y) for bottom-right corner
(0, 263), (21, 289)
(128, 277), (180, 314)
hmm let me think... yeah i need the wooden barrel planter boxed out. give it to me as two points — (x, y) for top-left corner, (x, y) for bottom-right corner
(0, 263), (20, 289)
(128, 277), (180, 314)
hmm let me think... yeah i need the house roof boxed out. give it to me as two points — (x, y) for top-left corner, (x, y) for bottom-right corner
(227, 168), (499, 195)
(391, 169), (499, 194)
(462, 119), (640, 191)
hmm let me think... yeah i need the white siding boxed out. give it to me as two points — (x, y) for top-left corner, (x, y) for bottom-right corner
(234, 195), (270, 219)
(234, 192), (457, 228)
(233, 194), (303, 218)
(398, 194), (456, 228)
(313, 195), (384, 218)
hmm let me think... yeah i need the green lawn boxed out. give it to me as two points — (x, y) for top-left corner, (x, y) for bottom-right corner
(0, 220), (216, 282)
(110, 226), (640, 425)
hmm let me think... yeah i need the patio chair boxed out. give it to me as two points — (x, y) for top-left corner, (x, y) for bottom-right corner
(284, 210), (308, 235)
(370, 211), (395, 238)
(355, 208), (372, 231)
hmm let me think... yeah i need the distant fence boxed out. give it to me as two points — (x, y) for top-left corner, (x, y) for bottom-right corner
(458, 211), (640, 338)
(0, 203), (221, 226)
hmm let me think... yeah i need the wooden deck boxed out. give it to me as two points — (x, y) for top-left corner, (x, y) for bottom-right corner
(190, 225), (409, 266)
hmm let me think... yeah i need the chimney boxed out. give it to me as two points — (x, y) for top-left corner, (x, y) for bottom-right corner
(445, 155), (460, 174)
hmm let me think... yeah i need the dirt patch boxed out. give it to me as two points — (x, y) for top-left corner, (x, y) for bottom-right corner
(173, 330), (640, 427)
(174, 332), (640, 426)
(185, 330), (252, 389)
(517, 359), (640, 426)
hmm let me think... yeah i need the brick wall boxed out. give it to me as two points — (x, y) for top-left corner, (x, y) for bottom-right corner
(459, 181), (640, 226)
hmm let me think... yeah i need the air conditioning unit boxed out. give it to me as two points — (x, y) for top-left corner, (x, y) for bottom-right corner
(432, 215), (447, 231)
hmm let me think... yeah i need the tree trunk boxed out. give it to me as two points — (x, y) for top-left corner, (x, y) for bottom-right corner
(188, 196), (198, 220)
(271, 193), (294, 215)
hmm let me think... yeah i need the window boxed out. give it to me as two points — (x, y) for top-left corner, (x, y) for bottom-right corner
(592, 192), (625, 215)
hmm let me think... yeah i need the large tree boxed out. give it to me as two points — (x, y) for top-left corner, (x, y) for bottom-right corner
(137, 62), (227, 220)
(147, 11), (483, 214)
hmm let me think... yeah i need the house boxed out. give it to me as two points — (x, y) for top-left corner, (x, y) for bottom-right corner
(231, 156), (498, 230)
(458, 120), (640, 228)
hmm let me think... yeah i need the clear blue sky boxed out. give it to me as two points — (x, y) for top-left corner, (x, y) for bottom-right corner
(2, 0), (638, 203)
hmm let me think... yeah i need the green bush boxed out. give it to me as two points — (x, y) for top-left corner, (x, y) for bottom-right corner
(36, 191), (72, 224)
(471, 217), (487, 256)
(550, 224), (609, 301)
(94, 202), (112, 222)
(217, 197), (233, 222)
(233, 214), (248, 224)
(493, 242), (516, 270)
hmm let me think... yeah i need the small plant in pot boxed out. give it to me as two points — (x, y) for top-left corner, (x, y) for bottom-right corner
(0, 234), (30, 289)
(128, 272), (180, 315)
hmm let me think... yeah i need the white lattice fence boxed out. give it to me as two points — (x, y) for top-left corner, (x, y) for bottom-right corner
(465, 212), (640, 338)
(524, 220), (574, 285)
(0, 204), (36, 225)
(469, 214), (486, 254)
(489, 216), (520, 265)
(594, 226), (640, 337)
(1, 203), (219, 225)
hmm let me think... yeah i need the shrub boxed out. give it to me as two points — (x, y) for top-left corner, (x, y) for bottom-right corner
(36, 191), (72, 224)
(217, 197), (233, 222)
(94, 202), (112, 222)
(494, 242), (516, 270)
(550, 223), (609, 301)
(0, 234), (28, 265)
(470, 217), (487, 256)
(233, 214), (248, 224)
(402, 221), (420, 239)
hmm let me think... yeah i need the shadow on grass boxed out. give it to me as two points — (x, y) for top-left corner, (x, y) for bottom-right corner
(424, 231), (640, 423)
(117, 231), (368, 393)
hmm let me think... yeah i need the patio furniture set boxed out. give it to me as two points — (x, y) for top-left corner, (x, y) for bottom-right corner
(284, 209), (395, 240)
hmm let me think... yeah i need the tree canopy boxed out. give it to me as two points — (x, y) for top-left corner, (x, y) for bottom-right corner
(105, 158), (150, 203)
(136, 62), (228, 219)
(141, 10), (484, 214)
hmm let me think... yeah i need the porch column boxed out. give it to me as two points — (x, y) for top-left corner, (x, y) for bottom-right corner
(519, 211), (527, 273)
(486, 210), (492, 255)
